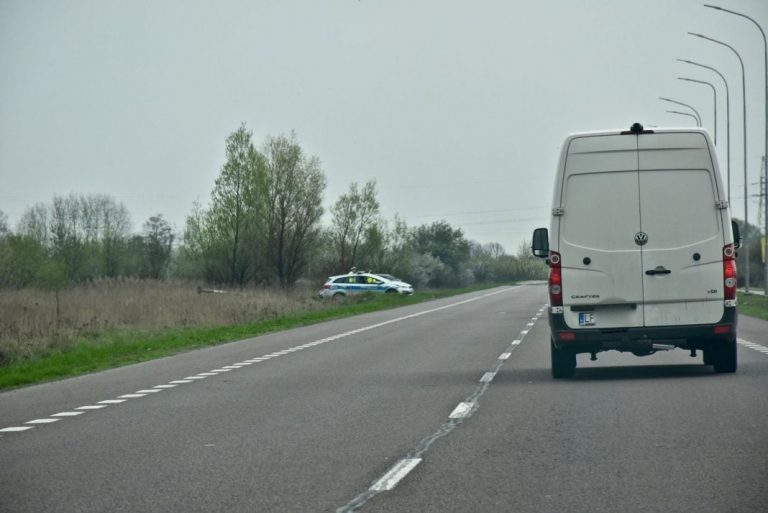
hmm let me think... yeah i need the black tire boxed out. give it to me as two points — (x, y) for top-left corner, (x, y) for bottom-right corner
(551, 337), (576, 379)
(712, 339), (737, 373)
(385, 289), (398, 294)
(332, 292), (345, 301)
(703, 349), (714, 366)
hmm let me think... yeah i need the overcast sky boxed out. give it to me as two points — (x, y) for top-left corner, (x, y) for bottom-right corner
(2, 0), (767, 253)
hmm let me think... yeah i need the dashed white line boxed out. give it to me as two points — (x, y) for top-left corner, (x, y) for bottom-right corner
(51, 411), (85, 417)
(511, 339), (522, 345)
(449, 402), (475, 419)
(153, 384), (177, 389)
(480, 372), (497, 383)
(371, 458), (421, 492)
(99, 399), (125, 404)
(169, 380), (193, 384)
(370, 458), (422, 491)
(136, 389), (163, 393)
(499, 352), (511, 360)
(0, 426), (34, 432)
(76, 405), (108, 410)
(119, 394), (147, 398)
(737, 338), (768, 355)
(26, 418), (61, 424)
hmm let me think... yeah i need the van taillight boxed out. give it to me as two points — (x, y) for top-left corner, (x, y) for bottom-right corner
(549, 251), (563, 307)
(723, 244), (737, 301)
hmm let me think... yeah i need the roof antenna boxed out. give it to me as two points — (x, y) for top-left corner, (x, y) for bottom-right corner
(630, 122), (644, 133)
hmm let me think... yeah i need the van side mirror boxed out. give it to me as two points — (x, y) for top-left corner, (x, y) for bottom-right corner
(531, 228), (549, 258)
(731, 220), (742, 249)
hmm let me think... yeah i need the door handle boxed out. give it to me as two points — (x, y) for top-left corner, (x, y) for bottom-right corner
(645, 268), (671, 276)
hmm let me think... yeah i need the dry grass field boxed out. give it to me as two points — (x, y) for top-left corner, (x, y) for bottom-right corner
(0, 279), (327, 365)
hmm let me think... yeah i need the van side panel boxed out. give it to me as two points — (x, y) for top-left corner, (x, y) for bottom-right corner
(637, 133), (725, 326)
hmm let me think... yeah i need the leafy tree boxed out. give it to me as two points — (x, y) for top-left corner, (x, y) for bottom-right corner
(141, 214), (174, 279)
(410, 220), (471, 286)
(206, 124), (265, 284)
(0, 235), (47, 288)
(262, 132), (326, 287)
(733, 218), (765, 288)
(330, 180), (380, 272)
(0, 209), (9, 239)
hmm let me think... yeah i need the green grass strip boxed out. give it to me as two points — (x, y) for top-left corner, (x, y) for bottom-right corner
(738, 291), (768, 322)
(0, 284), (506, 390)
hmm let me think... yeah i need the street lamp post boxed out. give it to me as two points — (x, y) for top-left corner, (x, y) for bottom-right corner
(704, 4), (768, 295)
(677, 59), (731, 204)
(659, 96), (702, 126)
(678, 77), (717, 143)
(689, 31), (751, 293)
(666, 110), (701, 126)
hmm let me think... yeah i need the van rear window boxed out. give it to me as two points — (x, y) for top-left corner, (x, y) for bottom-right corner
(639, 169), (719, 248)
(561, 171), (640, 251)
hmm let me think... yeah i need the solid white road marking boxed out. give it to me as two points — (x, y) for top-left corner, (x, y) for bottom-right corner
(369, 459), (422, 491)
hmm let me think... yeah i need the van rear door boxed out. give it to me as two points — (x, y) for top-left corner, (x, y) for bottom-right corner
(637, 132), (725, 326)
(559, 134), (645, 329)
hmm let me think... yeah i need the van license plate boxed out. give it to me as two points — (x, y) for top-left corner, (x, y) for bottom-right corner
(579, 313), (595, 326)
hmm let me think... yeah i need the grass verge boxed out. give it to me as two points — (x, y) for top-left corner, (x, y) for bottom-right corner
(738, 292), (768, 322)
(0, 284), (505, 391)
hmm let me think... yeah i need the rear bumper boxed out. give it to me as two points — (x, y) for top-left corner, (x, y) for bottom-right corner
(549, 307), (737, 354)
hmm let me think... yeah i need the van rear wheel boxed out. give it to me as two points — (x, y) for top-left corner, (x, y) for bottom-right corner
(551, 337), (576, 379)
(712, 339), (737, 373)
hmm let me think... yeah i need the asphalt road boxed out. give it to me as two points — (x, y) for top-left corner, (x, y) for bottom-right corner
(1, 284), (767, 513)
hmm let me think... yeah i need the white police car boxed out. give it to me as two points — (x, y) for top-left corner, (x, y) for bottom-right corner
(318, 272), (414, 299)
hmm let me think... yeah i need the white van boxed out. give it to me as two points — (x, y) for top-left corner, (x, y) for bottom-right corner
(531, 123), (740, 378)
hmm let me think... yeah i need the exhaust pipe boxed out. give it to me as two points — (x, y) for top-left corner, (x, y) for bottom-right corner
(652, 344), (675, 351)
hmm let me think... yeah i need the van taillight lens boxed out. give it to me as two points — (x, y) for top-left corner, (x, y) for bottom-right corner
(549, 251), (563, 307)
(723, 244), (737, 300)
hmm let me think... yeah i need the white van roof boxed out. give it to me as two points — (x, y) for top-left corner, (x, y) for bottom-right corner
(563, 126), (712, 139)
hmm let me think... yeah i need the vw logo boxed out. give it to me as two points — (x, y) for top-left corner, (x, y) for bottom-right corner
(634, 231), (649, 246)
